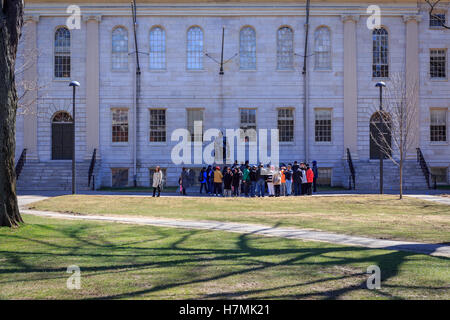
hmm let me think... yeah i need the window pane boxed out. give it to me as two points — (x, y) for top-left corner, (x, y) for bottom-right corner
(315, 109), (332, 142)
(112, 109), (129, 143)
(314, 27), (331, 70)
(430, 49), (446, 78)
(150, 27), (166, 70)
(54, 27), (70, 78)
(240, 27), (256, 70)
(278, 108), (294, 142)
(150, 109), (166, 142)
(187, 27), (203, 70)
(240, 109), (257, 141)
(277, 27), (293, 70)
(187, 109), (204, 141)
(430, 109), (447, 142)
(372, 28), (389, 78)
(111, 168), (129, 187)
(112, 27), (128, 70)
(430, 13), (446, 27)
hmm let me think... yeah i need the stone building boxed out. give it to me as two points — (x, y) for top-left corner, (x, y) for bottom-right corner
(15, 0), (450, 191)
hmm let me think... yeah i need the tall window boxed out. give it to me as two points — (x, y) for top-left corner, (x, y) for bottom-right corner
(430, 167), (448, 184)
(111, 108), (129, 143)
(187, 109), (204, 141)
(277, 27), (294, 70)
(112, 27), (128, 70)
(430, 12), (446, 28)
(314, 27), (331, 70)
(240, 108), (257, 142)
(372, 28), (389, 78)
(111, 168), (129, 187)
(187, 27), (203, 70)
(430, 109), (447, 142)
(149, 109), (166, 142)
(315, 109), (332, 142)
(430, 49), (447, 79)
(278, 108), (294, 142)
(149, 26), (166, 70)
(54, 27), (71, 78)
(240, 26), (256, 70)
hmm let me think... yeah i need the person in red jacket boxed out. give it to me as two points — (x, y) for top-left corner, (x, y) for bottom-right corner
(306, 164), (314, 195)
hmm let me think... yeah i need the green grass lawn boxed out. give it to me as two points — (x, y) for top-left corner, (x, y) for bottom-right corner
(29, 195), (450, 243)
(0, 215), (449, 300)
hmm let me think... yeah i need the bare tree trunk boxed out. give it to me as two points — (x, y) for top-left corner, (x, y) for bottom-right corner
(399, 159), (403, 200)
(0, 0), (24, 227)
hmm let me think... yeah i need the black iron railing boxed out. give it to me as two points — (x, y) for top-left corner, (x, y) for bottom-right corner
(416, 148), (435, 189)
(15, 149), (27, 180)
(88, 148), (97, 190)
(346, 148), (356, 190)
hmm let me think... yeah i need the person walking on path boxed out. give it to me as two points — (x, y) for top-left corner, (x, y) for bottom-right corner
(273, 167), (281, 197)
(300, 163), (308, 196)
(284, 164), (293, 196)
(267, 165), (275, 197)
(232, 167), (241, 197)
(292, 161), (301, 196)
(206, 165), (213, 194)
(242, 165), (250, 197)
(256, 164), (266, 197)
(152, 166), (163, 197)
(223, 167), (233, 197)
(306, 164), (314, 195)
(312, 161), (319, 193)
(199, 167), (208, 194)
(179, 167), (189, 196)
(249, 165), (257, 197)
(280, 166), (286, 196)
(213, 166), (223, 196)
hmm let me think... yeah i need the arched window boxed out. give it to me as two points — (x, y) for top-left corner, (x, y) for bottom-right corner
(277, 27), (294, 70)
(314, 27), (331, 70)
(112, 27), (128, 70)
(187, 26), (203, 70)
(240, 26), (256, 70)
(52, 111), (73, 123)
(372, 28), (389, 78)
(54, 27), (71, 78)
(149, 26), (166, 70)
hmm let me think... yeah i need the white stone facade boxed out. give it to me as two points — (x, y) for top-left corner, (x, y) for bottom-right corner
(15, 1), (450, 188)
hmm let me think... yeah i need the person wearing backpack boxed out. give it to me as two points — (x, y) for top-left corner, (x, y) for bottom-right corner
(199, 167), (208, 194)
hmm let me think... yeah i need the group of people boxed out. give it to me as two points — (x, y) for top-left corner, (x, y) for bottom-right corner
(178, 160), (319, 197)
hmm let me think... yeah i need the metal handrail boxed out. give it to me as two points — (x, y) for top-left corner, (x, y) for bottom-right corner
(88, 148), (97, 189)
(416, 148), (434, 189)
(15, 149), (27, 180)
(346, 148), (356, 190)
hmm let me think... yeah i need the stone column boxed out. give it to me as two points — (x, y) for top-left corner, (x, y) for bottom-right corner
(403, 15), (421, 159)
(341, 15), (360, 159)
(83, 15), (101, 159)
(22, 15), (40, 160)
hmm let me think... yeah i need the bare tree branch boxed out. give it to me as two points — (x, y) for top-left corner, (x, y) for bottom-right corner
(369, 72), (419, 198)
(425, 0), (450, 29)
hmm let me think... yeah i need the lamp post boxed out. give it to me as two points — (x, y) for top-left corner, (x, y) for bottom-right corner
(375, 81), (386, 194)
(69, 81), (80, 194)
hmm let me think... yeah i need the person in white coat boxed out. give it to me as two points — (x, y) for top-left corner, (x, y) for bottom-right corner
(152, 166), (163, 197)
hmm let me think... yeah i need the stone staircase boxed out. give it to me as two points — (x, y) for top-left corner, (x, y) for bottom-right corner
(16, 160), (101, 191)
(354, 160), (428, 191)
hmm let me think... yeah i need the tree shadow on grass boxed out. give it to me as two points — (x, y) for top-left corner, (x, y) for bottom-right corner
(0, 221), (448, 299)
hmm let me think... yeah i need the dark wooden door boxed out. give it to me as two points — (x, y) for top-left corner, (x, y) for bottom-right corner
(52, 123), (73, 160)
(370, 116), (391, 160)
